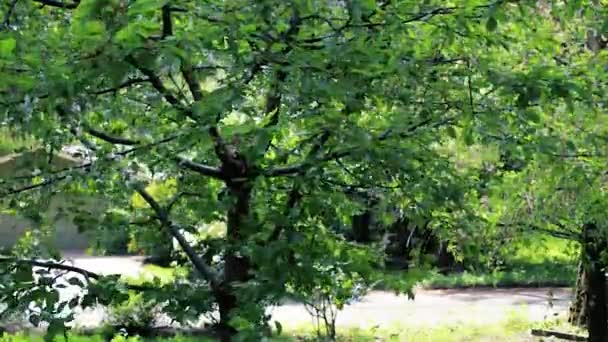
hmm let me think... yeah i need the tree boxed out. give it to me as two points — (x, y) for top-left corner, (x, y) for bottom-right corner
(480, 3), (608, 339)
(0, 0), (593, 340)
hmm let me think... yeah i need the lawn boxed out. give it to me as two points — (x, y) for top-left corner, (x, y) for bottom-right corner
(0, 314), (573, 341)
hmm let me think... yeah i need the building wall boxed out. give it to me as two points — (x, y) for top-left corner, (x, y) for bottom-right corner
(0, 150), (95, 250)
(0, 212), (91, 250)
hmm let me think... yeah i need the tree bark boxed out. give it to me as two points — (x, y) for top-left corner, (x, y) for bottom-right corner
(435, 240), (456, 272)
(217, 183), (253, 342)
(581, 223), (608, 342)
(569, 260), (587, 326)
(352, 210), (372, 243)
(148, 230), (174, 267)
(385, 217), (411, 269)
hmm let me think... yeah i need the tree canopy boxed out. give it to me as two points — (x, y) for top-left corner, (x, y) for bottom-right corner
(1, 0), (606, 341)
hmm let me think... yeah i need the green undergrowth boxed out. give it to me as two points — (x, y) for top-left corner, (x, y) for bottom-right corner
(128, 234), (578, 291)
(532, 317), (587, 339)
(417, 262), (576, 289)
(0, 128), (37, 155)
(418, 234), (577, 289)
(509, 234), (578, 265)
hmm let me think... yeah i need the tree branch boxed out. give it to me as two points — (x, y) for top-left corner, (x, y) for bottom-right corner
(175, 156), (223, 179)
(2, 0), (19, 29)
(528, 225), (580, 241)
(379, 116), (436, 141)
(134, 185), (220, 291)
(181, 63), (204, 102)
(0, 134), (181, 197)
(0, 256), (100, 280)
(269, 117), (452, 177)
(57, 104), (141, 146)
(262, 70), (287, 129)
(1, 175), (67, 197)
(261, 7), (300, 129)
(125, 55), (183, 109)
(498, 222), (581, 242)
(161, 5), (172, 38)
(166, 191), (201, 212)
(530, 329), (586, 341)
(84, 126), (140, 145)
(91, 77), (149, 96)
(264, 113), (455, 178)
(263, 150), (350, 177)
(267, 183), (301, 242)
(0, 256), (149, 291)
(32, 0), (79, 9)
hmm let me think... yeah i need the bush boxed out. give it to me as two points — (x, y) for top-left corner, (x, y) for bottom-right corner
(104, 293), (162, 337)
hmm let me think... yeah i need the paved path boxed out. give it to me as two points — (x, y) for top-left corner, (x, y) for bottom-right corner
(270, 288), (570, 329)
(10, 254), (575, 330)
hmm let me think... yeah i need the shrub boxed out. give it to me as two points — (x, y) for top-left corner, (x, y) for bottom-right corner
(104, 293), (162, 337)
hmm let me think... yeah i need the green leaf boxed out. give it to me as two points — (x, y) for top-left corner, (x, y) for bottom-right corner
(15, 265), (33, 283)
(67, 277), (85, 287)
(486, 17), (498, 31)
(274, 321), (283, 335)
(446, 126), (457, 139)
(463, 130), (474, 146)
(45, 289), (61, 308)
(516, 93), (529, 109)
(0, 38), (16, 58)
(523, 109), (540, 123)
(44, 320), (65, 342)
(29, 314), (41, 327)
(81, 294), (96, 308)
(68, 297), (80, 309)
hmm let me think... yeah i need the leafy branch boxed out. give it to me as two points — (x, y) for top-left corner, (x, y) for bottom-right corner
(134, 184), (221, 292)
(175, 156), (223, 179)
(0, 256), (149, 291)
(0, 134), (181, 197)
(264, 116), (455, 177)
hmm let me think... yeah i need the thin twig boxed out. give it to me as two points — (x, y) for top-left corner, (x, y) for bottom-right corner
(2, 0), (19, 29)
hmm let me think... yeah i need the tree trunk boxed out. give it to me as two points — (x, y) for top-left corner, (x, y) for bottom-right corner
(385, 217), (411, 269)
(581, 223), (608, 342)
(352, 210), (372, 243)
(436, 240), (456, 273)
(217, 183), (253, 342)
(569, 260), (587, 326)
(148, 230), (174, 267)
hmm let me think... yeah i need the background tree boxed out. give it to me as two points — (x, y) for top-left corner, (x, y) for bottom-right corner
(478, 3), (608, 339)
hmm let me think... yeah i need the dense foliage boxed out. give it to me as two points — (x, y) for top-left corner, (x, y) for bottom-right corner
(0, 0), (606, 341)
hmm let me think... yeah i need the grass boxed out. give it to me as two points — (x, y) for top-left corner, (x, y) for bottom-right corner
(418, 234), (578, 289)
(124, 265), (187, 286)
(532, 317), (587, 339)
(0, 128), (37, 155)
(0, 313), (557, 341)
(0, 334), (209, 342)
(281, 311), (536, 341)
(417, 261), (576, 289)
